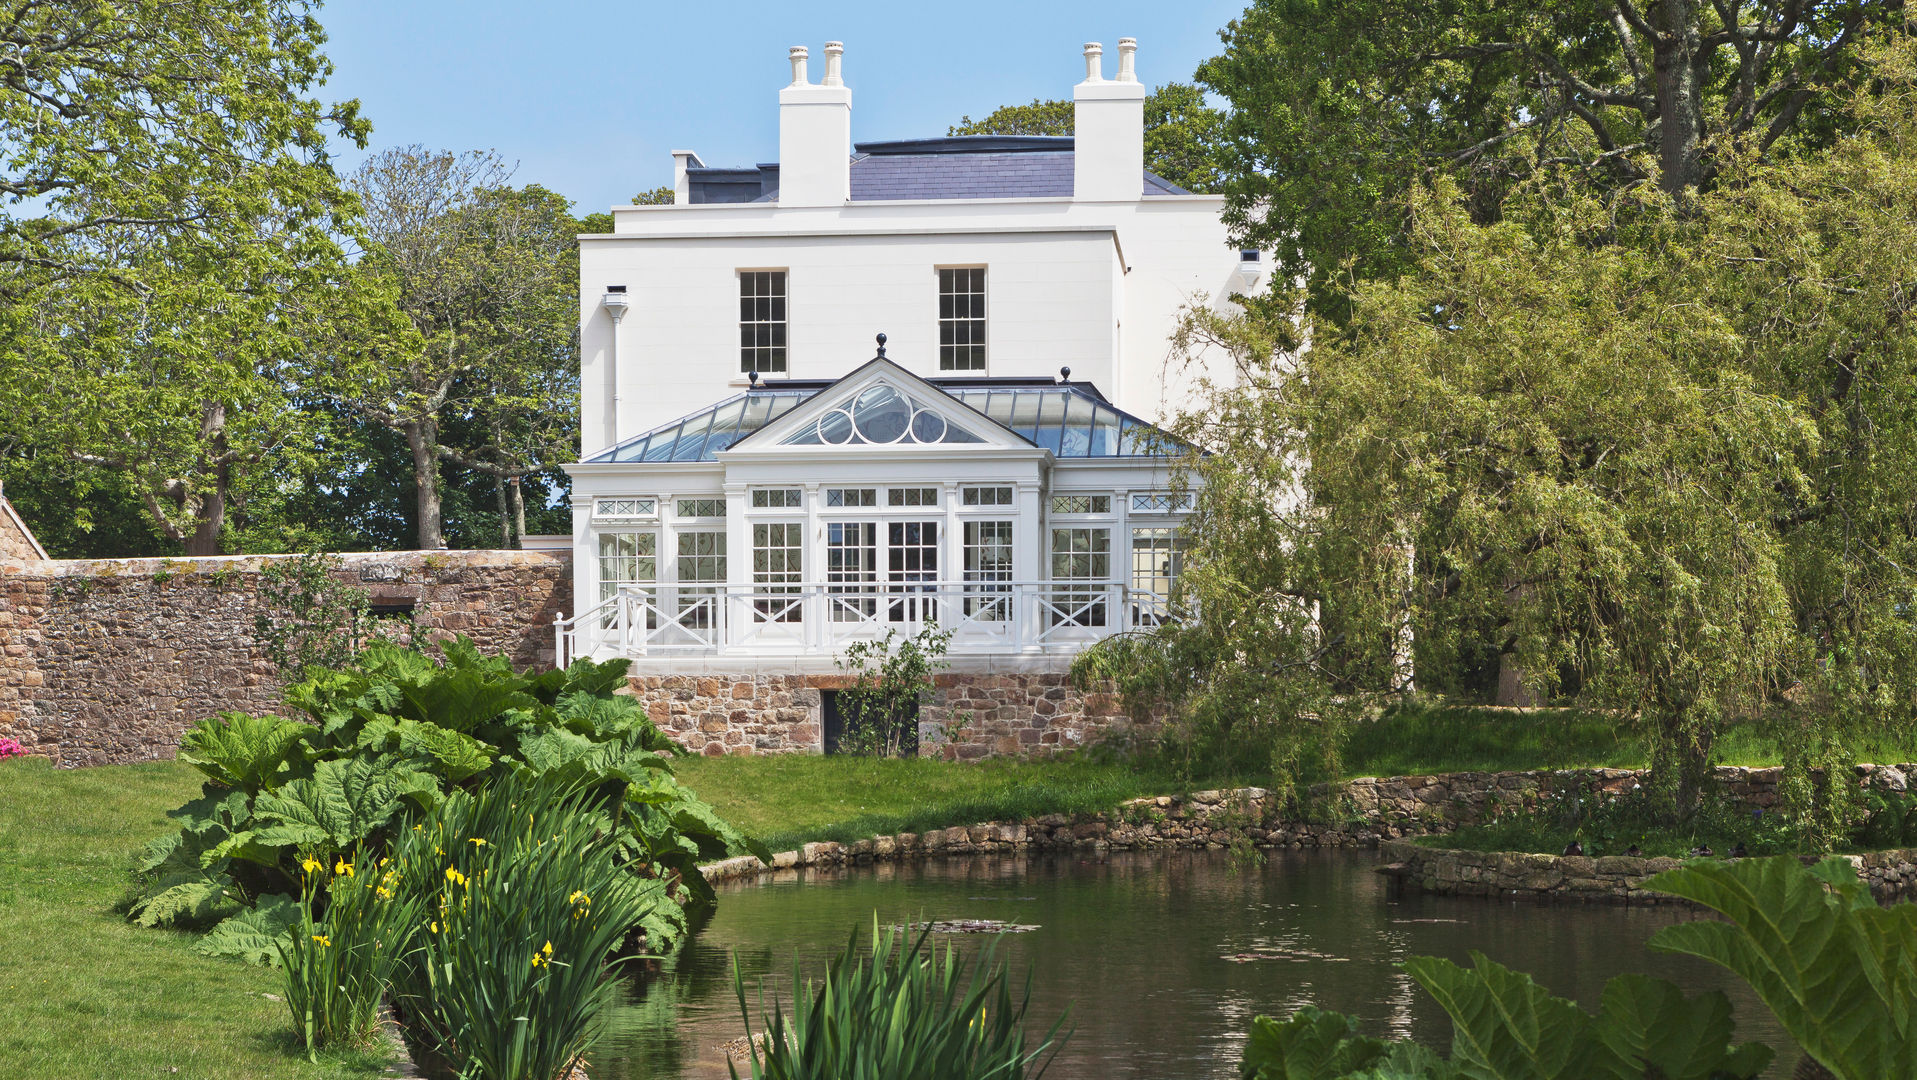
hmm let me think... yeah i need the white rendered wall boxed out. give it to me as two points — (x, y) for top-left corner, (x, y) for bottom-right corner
(578, 196), (1247, 455)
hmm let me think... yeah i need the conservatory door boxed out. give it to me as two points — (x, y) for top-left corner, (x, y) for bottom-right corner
(887, 520), (939, 624)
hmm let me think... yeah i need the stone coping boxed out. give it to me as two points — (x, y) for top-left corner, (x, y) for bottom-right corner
(1378, 837), (1917, 905)
(3, 548), (567, 577)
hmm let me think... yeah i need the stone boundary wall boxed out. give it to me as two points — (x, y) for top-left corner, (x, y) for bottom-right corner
(630, 671), (1138, 759)
(702, 764), (1917, 885)
(0, 550), (570, 766)
(1378, 838), (1917, 905)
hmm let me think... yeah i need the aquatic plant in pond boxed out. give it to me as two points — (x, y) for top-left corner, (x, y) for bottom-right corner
(731, 914), (1068, 1080)
(1240, 856), (1917, 1080)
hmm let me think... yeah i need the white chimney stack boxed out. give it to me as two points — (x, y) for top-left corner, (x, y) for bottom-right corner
(778, 41), (852, 207)
(1073, 37), (1146, 202)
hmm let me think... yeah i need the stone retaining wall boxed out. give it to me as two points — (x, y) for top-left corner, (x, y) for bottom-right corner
(703, 785), (1415, 883)
(0, 550), (570, 766)
(631, 670), (1138, 759)
(1379, 837), (1917, 904)
(702, 765), (1917, 887)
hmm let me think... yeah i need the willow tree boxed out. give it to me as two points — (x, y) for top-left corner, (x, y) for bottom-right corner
(1096, 38), (1917, 820)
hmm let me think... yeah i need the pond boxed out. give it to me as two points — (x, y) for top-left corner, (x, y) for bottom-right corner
(590, 848), (1793, 1079)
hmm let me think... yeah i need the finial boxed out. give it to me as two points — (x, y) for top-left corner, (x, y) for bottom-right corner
(875, 332), (887, 358)
(748, 369), (761, 387)
(1059, 365), (1072, 383)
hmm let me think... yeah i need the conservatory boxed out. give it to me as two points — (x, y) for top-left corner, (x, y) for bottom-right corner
(557, 350), (1192, 667)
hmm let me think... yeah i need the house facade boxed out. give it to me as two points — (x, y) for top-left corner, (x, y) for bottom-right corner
(558, 39), (1257, 755)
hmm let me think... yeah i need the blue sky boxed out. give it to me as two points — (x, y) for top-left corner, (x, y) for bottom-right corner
(318, 0), (1248, 214)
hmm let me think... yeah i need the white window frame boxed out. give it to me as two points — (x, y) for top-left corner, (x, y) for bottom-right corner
(937, 265), (987, 371)
(592, 497), (657, 521)
(739, 269), (788, 375)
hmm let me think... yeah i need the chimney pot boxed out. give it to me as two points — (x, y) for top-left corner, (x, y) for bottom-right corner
(788, 45), (810, 87)
(1081, 42), (1103, 83)
(1116, 37), (1138, 83)
(822, 41), (844, 86)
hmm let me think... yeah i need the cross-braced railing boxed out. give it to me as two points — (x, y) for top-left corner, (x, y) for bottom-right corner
(555, 580), (1172, 666)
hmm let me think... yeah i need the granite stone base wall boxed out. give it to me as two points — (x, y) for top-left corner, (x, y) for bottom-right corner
(0, 550), (570, 766)
(1379, 837), (1917, 905)
(628, 670), (1137, 758)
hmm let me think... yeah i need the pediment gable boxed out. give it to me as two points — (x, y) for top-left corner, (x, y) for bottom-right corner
(728, 358), (1036, 454)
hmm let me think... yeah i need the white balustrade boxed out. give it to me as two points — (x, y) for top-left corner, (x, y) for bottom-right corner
(555, 580), (1171, 666)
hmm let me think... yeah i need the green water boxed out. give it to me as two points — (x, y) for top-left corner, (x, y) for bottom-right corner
(592, 849), (1792, 1078)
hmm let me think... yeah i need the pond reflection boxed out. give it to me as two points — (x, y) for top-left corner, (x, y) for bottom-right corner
(590, 849), (1791, 1079)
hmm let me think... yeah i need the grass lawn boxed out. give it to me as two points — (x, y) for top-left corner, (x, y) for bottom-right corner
(671, 754), (1210, 853)
(1340, 705), (1917, 778)
(0, 756), (393, 1080)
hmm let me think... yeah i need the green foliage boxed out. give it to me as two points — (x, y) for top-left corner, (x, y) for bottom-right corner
(197, 892), (302, 965)
(835, 627), (951, 758)
(0, 3), (372, 554)
(1406, 956), (1771, 1080)
(254, 553), (373, 674)
(1241, 857), (1917, 1079)
(1646, 857), (1917, 1079)
(1108, 37), (1917, 826)
(1197, 0), (1896, 321)
(730, 915), (1068, 1080)
(133, 638), (761, 954)
(1241, 1007), (1450, 1079)
(305, 148), (584, 550)
(279, 849), (424, 1059)
(387, 775), (665, 1080)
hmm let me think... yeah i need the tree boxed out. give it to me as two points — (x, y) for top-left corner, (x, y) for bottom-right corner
(308, 148), (582, 550)
(0, 1), (368, 556)
(1095, 37), (1917, 819)
(1197, 0), (1900, 319)
(0, 1), (365, 293)
(949, 84), (1226, 191)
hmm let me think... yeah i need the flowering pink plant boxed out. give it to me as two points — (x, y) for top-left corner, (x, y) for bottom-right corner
(0, 737), (26, 759)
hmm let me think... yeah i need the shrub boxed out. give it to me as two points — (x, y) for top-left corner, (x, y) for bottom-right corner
(730, 915), (1068, 1080)
(132, 637), (763, 956)
(387, 774), (665, 1080)
(0, 736), (24, 759)
(278, 845), (425, 1059)
(835, 626), (951, 758)
(1239, 855), (1917, 1080)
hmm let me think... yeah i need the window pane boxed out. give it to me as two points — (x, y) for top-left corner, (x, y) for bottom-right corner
(937, 266), (986, 371)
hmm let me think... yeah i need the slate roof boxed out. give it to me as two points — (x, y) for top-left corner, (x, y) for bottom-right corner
(684, 135), (1194, 204)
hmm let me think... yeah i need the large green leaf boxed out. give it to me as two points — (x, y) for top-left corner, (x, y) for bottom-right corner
(1241, 1008), (1390, 1079)
(1405, 953), (1599, 1080)
(177, 712), (309, 792)
(1646, 856), (1917, 1080)
(251, 756), (412, 851)
(130, 878), (237, 929)
(195, 893), (300, 966)
(358, 717), (494, 784)
(394, 666), (539, 733)
(1591, 974), (1771, 1080)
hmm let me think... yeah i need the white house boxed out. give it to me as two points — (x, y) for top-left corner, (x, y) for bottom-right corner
(557, 38), (1258, 709)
